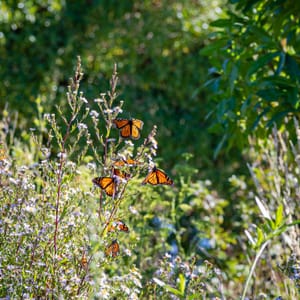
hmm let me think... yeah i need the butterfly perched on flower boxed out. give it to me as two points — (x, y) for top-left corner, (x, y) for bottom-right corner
(105, 239), (120, 257)
(112, 118), (144, 140)
(142, 166), (173, 185)
(92, 176), (117, 197)
(113, 168), (131, 180)
(107, 220), (129, 233)
(114, 158), (140, 167)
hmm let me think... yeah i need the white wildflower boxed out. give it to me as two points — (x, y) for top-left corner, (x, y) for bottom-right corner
(78, 123), (88, 131)
(90, 110), (99, 118)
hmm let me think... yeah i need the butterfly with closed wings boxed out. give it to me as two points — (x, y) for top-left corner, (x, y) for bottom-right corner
(107, 220), (129, 233)
(105, 239), (120, 257)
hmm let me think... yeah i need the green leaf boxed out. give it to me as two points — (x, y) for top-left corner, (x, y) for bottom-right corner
(256, 227), (265, 247)
(256, 88), (281, 101)
(247, 52), (280, 77)
(213, 133), (228, 159)
(179, 204), (193, 214)
(275, 204), (284, 227)
(210, 19), (232, 28)
(178, 273), (186, 294)
(199, 39), (229, 56)
(229, 65), (238, 94)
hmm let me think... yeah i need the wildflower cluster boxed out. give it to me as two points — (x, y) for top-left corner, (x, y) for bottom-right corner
(0, 57), (173, 298)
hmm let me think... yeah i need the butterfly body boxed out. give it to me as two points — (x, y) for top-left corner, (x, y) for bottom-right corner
(113, 118), (144, 140)
(142, 166), (173, 185)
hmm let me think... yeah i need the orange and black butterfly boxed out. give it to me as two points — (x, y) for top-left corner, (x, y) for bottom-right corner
(80, 252), (88, 269)
(112, 118), (144, 140)
(105, 239), (120, 257)
(114, 158), (140, 167)
(107, 220), (129, 233)
(113, 168), (131, 180)
(92, 176), (116, 197)
(142, 166), (173, 185)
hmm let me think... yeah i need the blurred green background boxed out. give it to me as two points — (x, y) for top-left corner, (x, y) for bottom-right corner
(2, 0), (300, 184)
(1, 0), (233, 186)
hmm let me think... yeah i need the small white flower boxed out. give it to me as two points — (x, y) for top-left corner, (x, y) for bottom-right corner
(25, 205), (37, 214)
(9, 177), (19, 185)
(80, 96), (88, 103)
(90, 110), (99, 118)
(94, 98), (104, 103)
(57, 152), (67, 159)
(124, 248), (132, 257)
(87, 162), (96, 171)
(78, 123), (88, 131)
(113, 107), (123, 114)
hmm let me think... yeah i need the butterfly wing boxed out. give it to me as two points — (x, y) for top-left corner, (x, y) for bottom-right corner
(142, 167), (173, 185)
(113, 168), (130, 180)
(116, 220), (129, 232)
(131, 119), (144, 139)
(132, 119), (144, 130)
(113, 119), (143, 139)
(113, 119), (131, 138)
(92, 177), (115, 196)
(156, 168), (174, 185)
(142, 169), (159, 185)
(108, 220), (129, 233)
(112, 119), (130, 129)
(105, 240), (120, 257)
(114, 159), (140, 167)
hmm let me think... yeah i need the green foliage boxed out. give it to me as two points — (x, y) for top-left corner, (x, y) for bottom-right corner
(203, 0), (300, 155)
(0, 0), (225, 173)
(1, 0), (300, 298)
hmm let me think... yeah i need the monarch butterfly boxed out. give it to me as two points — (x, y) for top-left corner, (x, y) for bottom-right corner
(92, 177), (116, 197)
(81, 252), (88, 269)
(112, 118), (144, 140)
(113, 168), (131, 180)
(105, 239), (120, 257)
(114, 158), (140, 167)
(107, 220), (129, 233)
(142, 166), (173, 185)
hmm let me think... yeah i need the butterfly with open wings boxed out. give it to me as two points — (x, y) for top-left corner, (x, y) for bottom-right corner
(142, 166), (173, 185)
(112, 118), (144, 140)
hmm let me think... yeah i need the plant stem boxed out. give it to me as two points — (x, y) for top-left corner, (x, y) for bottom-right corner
(241, 240), (270, 300)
